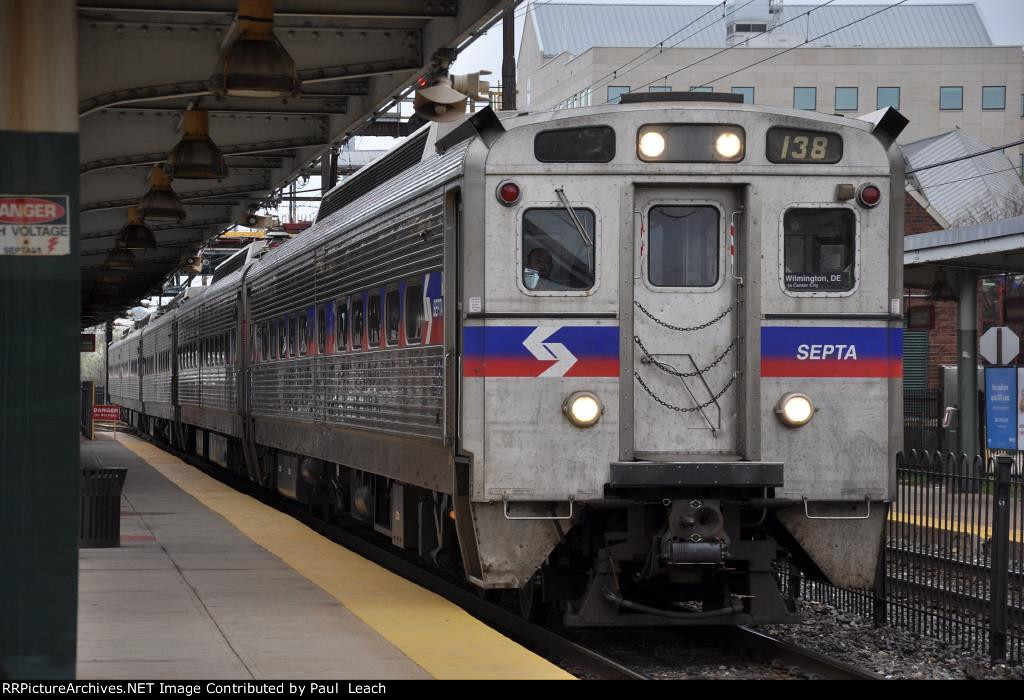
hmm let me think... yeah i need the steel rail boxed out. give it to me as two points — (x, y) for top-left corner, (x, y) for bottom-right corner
(714, 626), (883, 680)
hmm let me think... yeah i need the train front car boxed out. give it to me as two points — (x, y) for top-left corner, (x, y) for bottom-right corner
(457, 94), (905, 625)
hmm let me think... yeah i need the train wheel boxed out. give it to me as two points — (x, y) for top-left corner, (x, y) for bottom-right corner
(518, 574), (550, 623)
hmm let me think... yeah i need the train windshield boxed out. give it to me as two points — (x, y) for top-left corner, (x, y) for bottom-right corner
(521, 208), (596, 291)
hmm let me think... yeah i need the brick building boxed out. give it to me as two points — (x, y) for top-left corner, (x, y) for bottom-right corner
(902, 128), (1024, 396)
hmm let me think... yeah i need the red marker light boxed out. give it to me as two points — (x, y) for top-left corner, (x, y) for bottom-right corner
(496, 181), (521, 206)
(857, 183), (881, 208)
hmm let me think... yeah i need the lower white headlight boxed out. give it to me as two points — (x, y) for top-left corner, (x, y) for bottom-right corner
(775, 392), (814, 427)
(563, 391), (602, 428)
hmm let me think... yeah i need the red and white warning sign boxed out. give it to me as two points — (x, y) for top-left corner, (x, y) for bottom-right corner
(0, 194), (70, 256)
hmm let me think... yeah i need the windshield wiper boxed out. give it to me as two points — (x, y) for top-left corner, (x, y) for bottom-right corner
(555, 187), (593, 247)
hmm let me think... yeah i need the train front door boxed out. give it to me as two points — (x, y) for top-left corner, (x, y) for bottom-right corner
(630, 187), (742, 459)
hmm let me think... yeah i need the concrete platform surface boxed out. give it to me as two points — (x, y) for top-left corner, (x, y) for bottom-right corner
(78, 433), (572, 680)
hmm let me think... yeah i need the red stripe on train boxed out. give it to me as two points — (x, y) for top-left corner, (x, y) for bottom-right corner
(761, 358), (902, 378)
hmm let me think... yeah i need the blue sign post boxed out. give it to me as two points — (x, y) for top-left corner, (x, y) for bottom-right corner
(985, 367), (1017, 450)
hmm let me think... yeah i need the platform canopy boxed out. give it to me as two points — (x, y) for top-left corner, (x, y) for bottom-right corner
(79, 0), (511, 326)
(903, 215), (1024, 288)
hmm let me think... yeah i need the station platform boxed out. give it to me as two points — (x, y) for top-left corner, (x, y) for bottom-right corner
(78, 433), (572, 680)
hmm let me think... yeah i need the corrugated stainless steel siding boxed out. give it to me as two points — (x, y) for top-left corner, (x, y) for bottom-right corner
(243, 143), (466, 440)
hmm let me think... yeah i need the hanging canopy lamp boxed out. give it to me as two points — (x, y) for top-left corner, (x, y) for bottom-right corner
(210, 0), (301, 98)
(166, 110), (228, 180)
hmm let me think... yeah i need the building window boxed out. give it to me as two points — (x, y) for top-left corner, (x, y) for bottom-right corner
(982, 86), (1006, 110)
(794, 87), (816, 111)
(877, 86), (900, 110)
(731, 86), (754, 104)
(835, 86), (858, 111)
(649, 85), (672, 92)
(690, 86), (713, 93)
(607, 86), (629, 104)
(939, 86), (963, 110)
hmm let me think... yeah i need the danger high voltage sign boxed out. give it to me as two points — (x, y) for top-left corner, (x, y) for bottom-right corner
(0, 194), (71, 256)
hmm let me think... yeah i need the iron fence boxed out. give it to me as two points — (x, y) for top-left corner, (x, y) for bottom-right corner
(903, 388), (943, 454)
(778, 451), (1023, 665)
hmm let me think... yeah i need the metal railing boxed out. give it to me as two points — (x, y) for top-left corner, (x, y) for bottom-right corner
(903, 388), (942, 454)
(778, 451), (1023, 664)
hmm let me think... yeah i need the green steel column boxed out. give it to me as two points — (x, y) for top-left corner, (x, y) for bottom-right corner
(957, 270), (978, 460)
(0, 0), (79, 679)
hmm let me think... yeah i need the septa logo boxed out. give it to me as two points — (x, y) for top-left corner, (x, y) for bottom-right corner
(0, 197), (66, 224)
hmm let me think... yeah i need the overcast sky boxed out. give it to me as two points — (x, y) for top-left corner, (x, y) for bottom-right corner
(452, 0), (1024, 79)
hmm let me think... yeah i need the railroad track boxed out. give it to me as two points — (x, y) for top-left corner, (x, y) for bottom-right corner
(137, 432), (879, 680)
(713, 626), (883, 680)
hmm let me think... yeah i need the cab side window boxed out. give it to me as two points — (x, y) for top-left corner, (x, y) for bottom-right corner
(521, 208), (596, 292)
(783, 208), (856, 292)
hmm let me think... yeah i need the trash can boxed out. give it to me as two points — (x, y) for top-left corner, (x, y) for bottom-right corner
(80, 467), (127, 548)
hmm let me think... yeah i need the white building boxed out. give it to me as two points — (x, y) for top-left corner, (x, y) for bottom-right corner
(517, 1), (1024, 169)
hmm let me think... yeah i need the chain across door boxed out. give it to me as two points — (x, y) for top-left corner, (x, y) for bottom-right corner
(631, 187), (742, 458)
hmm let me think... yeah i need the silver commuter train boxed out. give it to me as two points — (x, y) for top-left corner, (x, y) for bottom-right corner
(110, 93), (906, 625)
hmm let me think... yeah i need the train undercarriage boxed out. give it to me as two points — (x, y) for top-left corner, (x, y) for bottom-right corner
(132, 410), (800, 627)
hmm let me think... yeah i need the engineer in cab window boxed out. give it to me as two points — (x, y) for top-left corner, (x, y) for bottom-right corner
(521, 208), (596, 292)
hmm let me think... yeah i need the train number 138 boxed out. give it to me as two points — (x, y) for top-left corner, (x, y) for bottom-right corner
(767, 127), (842, 164)
(779, 135), (828, 160)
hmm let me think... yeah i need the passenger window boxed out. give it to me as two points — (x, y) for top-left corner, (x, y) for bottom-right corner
(368, 294), (382, 347)
(278, 319), (287, 358)
(336, 299), (348, 352)
(270, 322), (278, 360)
(783, 208), (856, 292)
(289, 315), (297, 356)
(521, 208), (596, 291)
(405, 284), (424, 344)
(299, 312), (310, 355)
(352, 298), (364, 350)
(317, 305), (327, 354)
(385, 289), (401, 346)
(648, 205), (719, 287)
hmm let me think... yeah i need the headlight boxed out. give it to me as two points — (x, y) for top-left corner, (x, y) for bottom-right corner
(638, 131), (666, 158)
(715, 132), (742, 159)
(775, 392), (814, 427)
(563, 391), (602, 428)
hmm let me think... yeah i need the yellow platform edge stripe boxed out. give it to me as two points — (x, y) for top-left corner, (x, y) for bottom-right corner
(888, 511), (1024, 544)
(117, 434), (574, 681)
